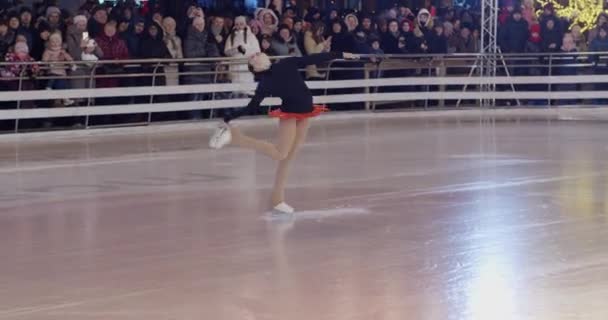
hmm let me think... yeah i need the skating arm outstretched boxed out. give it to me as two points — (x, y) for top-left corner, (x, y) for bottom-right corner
(291, 52), (360, 68)
(223, 80), (270, 123)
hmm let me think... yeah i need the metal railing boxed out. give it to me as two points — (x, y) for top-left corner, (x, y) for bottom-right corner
(2, 52), (608, 133)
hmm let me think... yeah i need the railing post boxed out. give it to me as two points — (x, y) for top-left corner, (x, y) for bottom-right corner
(371, 59), (382, 111)
(364, 63), (370, 111)
(548, 54), (553, 107)
(85, 63), (98, 129)
(323, 60), (336, 97)
(210, 62), (221, 119)
(438, 59), (446, 108)
(148, 62), (162, 124)
(425, 60), (431, 109)
(14, 67), (27, 133)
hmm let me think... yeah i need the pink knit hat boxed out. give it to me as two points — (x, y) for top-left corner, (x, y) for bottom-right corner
(14, 42), (29, 54)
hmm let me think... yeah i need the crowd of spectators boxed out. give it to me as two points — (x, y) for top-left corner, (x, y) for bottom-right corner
(0, 1), (482, 100)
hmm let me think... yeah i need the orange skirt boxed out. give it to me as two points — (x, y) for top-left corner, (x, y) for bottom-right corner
(268, 105), (329, 120)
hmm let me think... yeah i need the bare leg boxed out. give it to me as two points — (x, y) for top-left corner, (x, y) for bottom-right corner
(271, 118), (310, 207)
(229, 119), (297, 161)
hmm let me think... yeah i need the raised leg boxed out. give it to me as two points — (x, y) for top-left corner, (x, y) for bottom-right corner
(229, 119), (297, 161)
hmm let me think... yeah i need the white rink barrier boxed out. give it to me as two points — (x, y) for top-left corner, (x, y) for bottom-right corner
(1, 74), (608, 120)
(2, 74), (608, 102)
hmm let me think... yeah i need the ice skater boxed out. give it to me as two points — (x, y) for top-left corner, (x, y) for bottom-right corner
(209, 51), (359, 213)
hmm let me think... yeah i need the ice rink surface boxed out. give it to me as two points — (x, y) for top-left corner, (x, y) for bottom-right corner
(1, 111), (608, 319)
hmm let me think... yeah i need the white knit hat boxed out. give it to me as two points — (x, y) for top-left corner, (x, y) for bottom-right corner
(73, 15), (88, 25)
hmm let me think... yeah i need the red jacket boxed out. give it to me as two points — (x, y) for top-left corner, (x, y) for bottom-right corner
(95, 34), (129, 88)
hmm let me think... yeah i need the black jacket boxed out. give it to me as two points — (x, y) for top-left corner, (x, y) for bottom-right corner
(500, 18), (529, 53)
(224, 52), (343, 122)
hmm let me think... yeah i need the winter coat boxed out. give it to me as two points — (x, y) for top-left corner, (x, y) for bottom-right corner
(184, 26), (220, 85)
(541, 22), (563, 53)
(499, 17), (529, 53)
(164, 32), (183, 86)
(303, 30), (329, 78)
(381, 31), (407, 54)
(95, 33), (130, 88)
(271, 35), (302, 57)
(426, 33), (448, 54)
(224, 27), (261, 89)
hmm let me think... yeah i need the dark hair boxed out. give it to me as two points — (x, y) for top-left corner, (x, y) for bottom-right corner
(229, 25), (248, 46)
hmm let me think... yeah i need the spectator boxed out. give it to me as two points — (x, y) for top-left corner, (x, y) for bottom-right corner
(499, 10), (528, 54)
(67, 15), (102, 103)
(2, 42), (39, 93)
(42, 32), (74, 106)
(152, 12), (164, 27)
(444, 21), (460, 54)
(162, 17), (183, 87)
(304, 21), (331, 79)
(525, 23), (545, 105)
(588, 13), (608, 45)
(457, 26), (478, 53)
(256, 8), (279, 36)
(427, 22), (448, 54)
(95, 20), (129, 89)
(118, 6), (135, 26)
(381, 19), (405, 54)
(183, 16), (219, 103)
(122, 17), (145, 58)
(304, 7), (321, 23)
(539, 3), (558, 26)
(282, 16), (294, 30)
(139, 21), (170, 93)
(589, 26), (608, 104)
(423, 0), (437, 17)
(353, 14), (376, 52)
(521, 0), (537, 26)
(285, 0), (299, 16)
(80, 40), (102, 79)
(224, 16), (260, 96)
(271, 24), (302, 57)
(401, 20), (421, 53)
(570, 24), (587, 52)
(344, 13), (359, 33)
(541, 17), (562, 53)
(398, 6), (415, 23)
(415, 9), (433, 39)
(45, 6), (63, 34)
(31, 20), (50, 60)
(66, 15), (91, 61)
(7, 11), (19, 33)
(589, 25), (608, 53)
(325, 8), (339, 28)
(329, 19), (356, 53)
(260, 33), (277, 56)
(18, 6), (34, 48)
(79, 0), (98, 14)
(209, 16), (227, 56)
(88, 6), (108, 39)
(0, 17), (13, 59)
(249, 18), (262, 38)
(268, 0), (283, 17)
(554, 33), (578, 105)
(368, 34), (384, 60)
(358, 13), (377, 38)
(180, 4), (204, 38)
(117, 19), (130, 35)
(293, 17), (304, 52)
